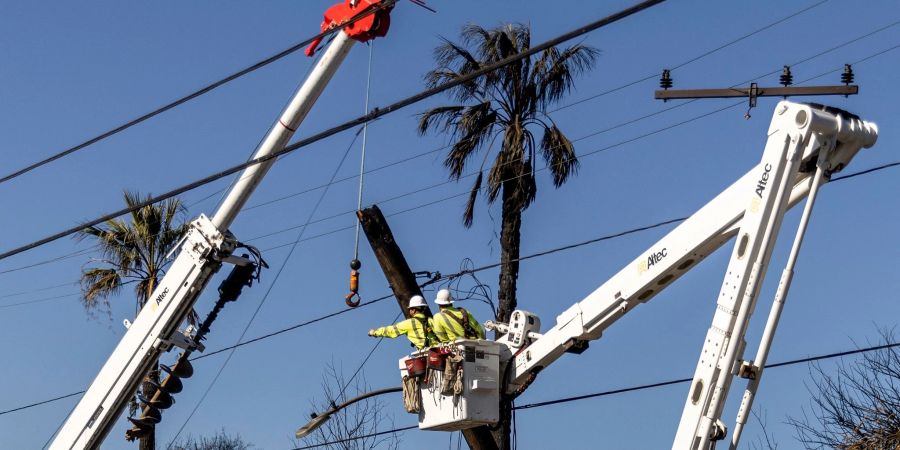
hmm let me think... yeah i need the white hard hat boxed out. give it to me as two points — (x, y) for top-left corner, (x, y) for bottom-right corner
(435, 289), (453, 305)
(408, 295), (427, 309)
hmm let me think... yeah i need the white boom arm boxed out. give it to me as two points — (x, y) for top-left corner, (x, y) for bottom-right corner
(501, 102), (877, 448)
(50, 30), (359, 450)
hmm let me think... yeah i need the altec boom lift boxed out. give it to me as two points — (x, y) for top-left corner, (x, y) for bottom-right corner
(49, 1), (393, 448)
(410, 101), (877, 449)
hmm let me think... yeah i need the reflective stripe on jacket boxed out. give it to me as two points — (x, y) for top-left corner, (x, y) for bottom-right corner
(371, 312), (437, 349)
(433, 306), (485, 342)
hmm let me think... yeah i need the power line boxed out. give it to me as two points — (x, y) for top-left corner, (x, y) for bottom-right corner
(7, 157), (896, 417)
(165, 118), (363, 447)
(551, 0), (832, 113)
(0, 391), (84, 417)
(289, 341), (900, 449)
(0, 0), (666, 262)
(514, 342), (900, 410)
(237, 0), (842, 213)
(1, 1), (884, 267)
(0, 293), (79, 310)
(3, 1), (890, 280)
(293, 425), (418, 450)
(0, 0), (398, 186)
(0, 281), (74, 300)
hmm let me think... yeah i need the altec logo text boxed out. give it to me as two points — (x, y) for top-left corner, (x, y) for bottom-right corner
(638, 248), (668, 273)
(755, 163), (773, 198)
(154, 287), (170, 306)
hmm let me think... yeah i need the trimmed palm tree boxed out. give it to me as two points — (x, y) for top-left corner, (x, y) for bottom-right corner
(77, 191), (189, 450)
(419, 24), (597, 450)
(418, 23), (598, 325)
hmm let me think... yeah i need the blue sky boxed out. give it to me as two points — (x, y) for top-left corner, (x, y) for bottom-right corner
(1, 1), (899, 449)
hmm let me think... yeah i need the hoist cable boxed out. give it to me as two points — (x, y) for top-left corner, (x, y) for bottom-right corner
(165, 127), (361, 447)
(353, 42), (375, 262)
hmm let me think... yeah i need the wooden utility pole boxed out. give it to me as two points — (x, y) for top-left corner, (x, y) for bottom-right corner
(357, 205), (498, 450)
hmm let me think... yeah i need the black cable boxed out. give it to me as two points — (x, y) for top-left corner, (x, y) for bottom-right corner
(3, 5), (887, 266)
(0, 293), (79, 309)
(5, 1), (891, 278)
(283, 341), (900, 449)
(0, 0), (666, 262)
(551, 0), (832, 113)
(514, 342), (900, 410)
(0, 282), (75, 300)
(0, 391), (84, 416)
(212, 0), (844, 215)
(166, 122), (363, 447)
(291, 425), (418, 450)
(0, 0), (397, 186)
(3, 154), (898, 417)
(190, 294), (392, 361)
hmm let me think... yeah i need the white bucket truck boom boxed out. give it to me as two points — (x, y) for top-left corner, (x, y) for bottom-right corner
(412, 101), (877, 449)
(50, 1), (394, 448)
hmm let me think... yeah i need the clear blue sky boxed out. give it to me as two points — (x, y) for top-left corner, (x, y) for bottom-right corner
(1, 1), (899, 449)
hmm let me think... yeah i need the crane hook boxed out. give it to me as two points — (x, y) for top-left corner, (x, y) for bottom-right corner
(345, 259), (362, 307)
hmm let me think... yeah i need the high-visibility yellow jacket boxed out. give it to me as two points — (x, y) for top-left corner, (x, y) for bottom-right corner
(370, 312), (437, 349)
(433, 306), (485, 342)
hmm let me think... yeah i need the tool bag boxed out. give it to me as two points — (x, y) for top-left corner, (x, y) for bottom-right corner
(404, 356), (427, 378)
(440, 353), (464, 396)
(401, 375), (421, 413)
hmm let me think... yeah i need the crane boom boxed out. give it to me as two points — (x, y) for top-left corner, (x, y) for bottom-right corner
(418, 101), (877, 448)
(50, 1), (394, 447)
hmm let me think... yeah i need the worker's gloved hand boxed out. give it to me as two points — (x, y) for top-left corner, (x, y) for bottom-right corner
(367, 329), (376, 337)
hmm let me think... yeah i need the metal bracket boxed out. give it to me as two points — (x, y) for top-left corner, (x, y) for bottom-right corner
(737, 361), (758, 380)
(156, 328), (205, 353)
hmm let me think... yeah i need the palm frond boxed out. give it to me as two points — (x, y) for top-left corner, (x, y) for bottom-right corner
(433, 102), (496, 179)
(536, 44), (599, 109)
(463, 172), (483, 228)
(417, 105), (466, 135)
(75, 190), (187, 317)
(80, 267), (122, 312)
(541, 125), (580, 187)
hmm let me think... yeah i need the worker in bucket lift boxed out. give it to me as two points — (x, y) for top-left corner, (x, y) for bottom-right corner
(367, 295), (437, 350)
(431, 288), (485, 342)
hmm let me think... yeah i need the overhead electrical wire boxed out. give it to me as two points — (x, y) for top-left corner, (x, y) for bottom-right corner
(4, 7), (897, 448)
(5, 51), (899, 311)
(4, 157), (897, 418)
(0, 0), (667, 262)
(0, 0), (398, 186)
(0, 0), (829, 190)
(182, 0), (839, 214)
(1, 0), (885, 266)
(165, 121), (363, 447)
(4, 3), (898, 421)
(131, 18), (900, 219)
(288, 341), (900, 449)
(13, 32), (895, 278)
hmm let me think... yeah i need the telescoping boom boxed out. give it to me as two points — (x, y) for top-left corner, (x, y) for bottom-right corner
(415, 101), (877, 449)
(50, 1), (394, 449)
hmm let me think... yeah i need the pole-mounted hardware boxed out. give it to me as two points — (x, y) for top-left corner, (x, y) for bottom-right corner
(654, 65), (859, 115)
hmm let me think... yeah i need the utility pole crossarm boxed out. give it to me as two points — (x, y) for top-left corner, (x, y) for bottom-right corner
(655, 85), (858, 100)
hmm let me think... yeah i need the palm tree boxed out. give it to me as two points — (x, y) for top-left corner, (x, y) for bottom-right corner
(418, 23), (598, 326)
(77, 191), (189, 450)
(418, 24), (598, 450)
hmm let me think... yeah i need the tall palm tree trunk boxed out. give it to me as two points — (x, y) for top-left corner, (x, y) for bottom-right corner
(494, 165), (526, 450)
(496, 165), (525, 325)
(139, 279), (158, 450)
